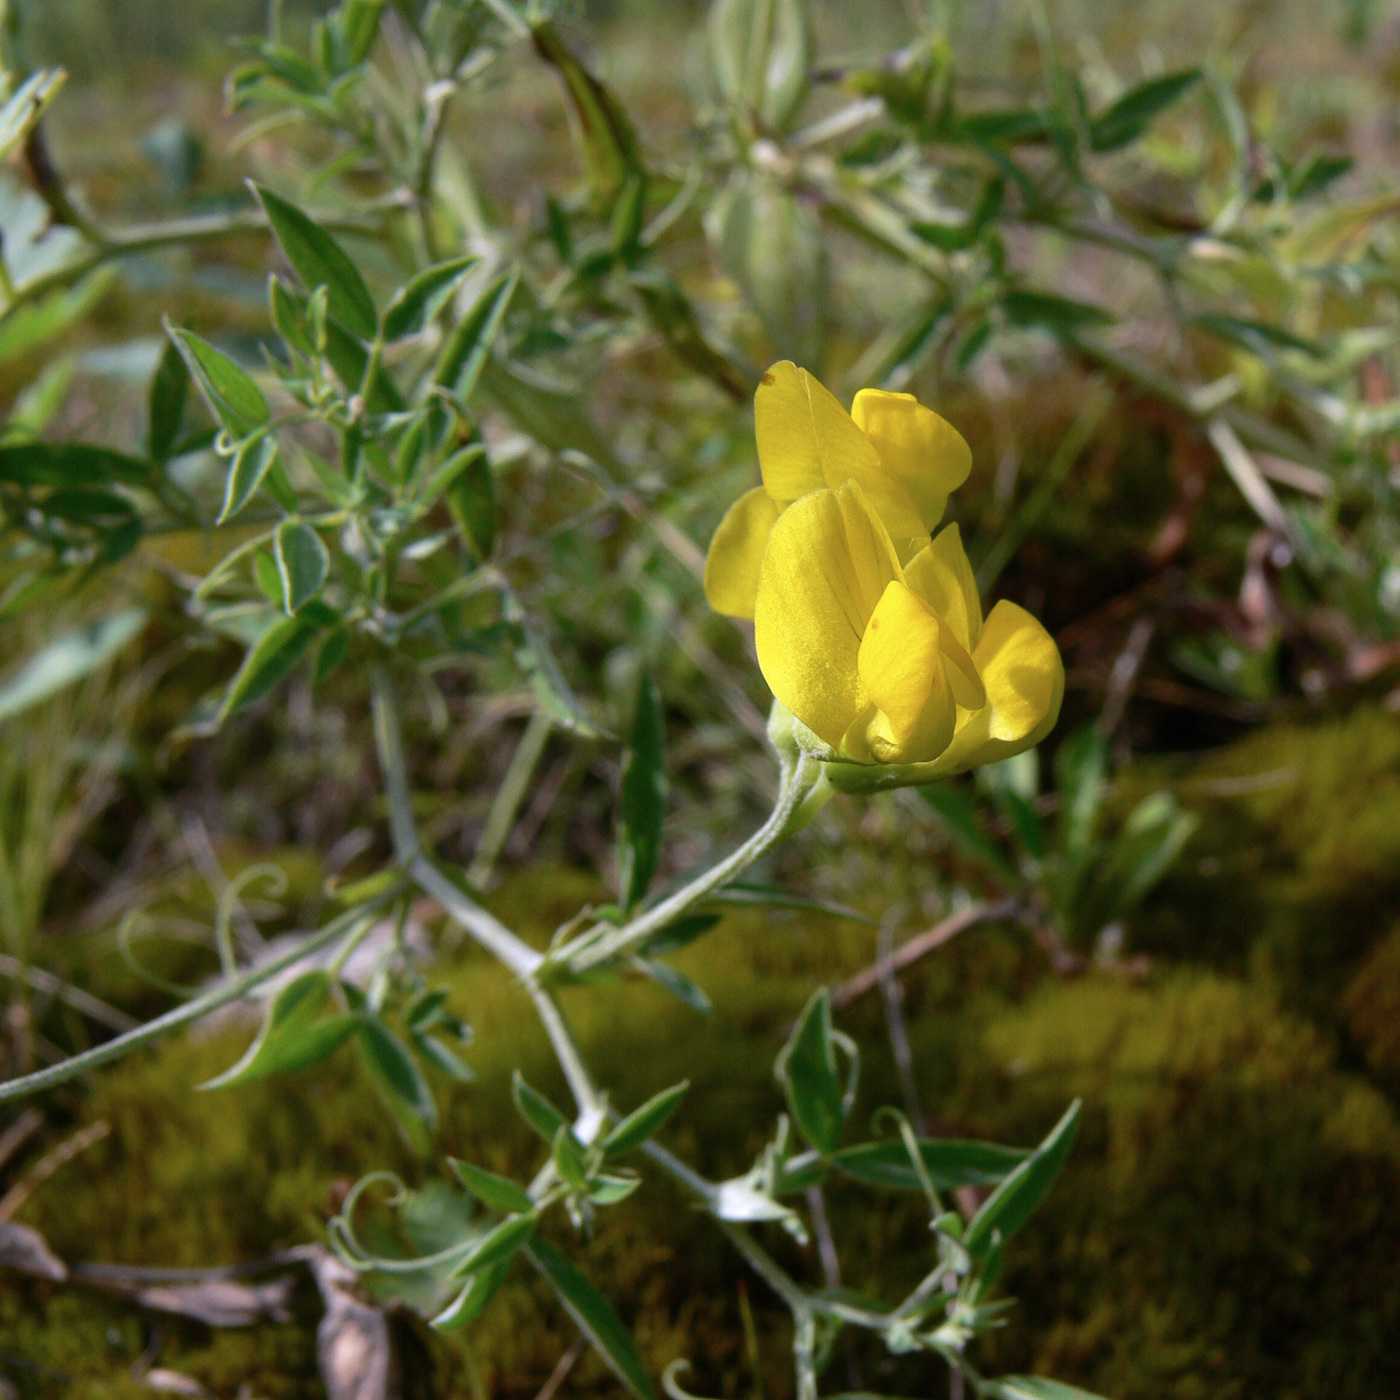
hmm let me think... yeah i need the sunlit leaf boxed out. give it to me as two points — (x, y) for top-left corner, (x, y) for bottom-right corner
(964, 1100), (1081, 1258)
(776, 989), (845, 1155)
(168, 325), (270, 440)
(252, 183), (377, 340)
(525, 1239), (658, 1400)
(199, 971), (357, 1089)
(274, 518), (330, 614)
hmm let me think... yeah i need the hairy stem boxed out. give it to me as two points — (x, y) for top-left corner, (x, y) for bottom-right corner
(559, 751), (818, 973)
(0, 892), (399, 1104)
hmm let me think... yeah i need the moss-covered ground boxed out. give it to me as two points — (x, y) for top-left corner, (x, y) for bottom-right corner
(2, 706), (1399, 1398)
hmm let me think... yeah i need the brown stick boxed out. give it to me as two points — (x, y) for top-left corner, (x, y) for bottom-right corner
(828, 900), (1021, 1010)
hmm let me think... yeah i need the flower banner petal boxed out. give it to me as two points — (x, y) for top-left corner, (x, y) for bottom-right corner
(704, 486), (782, 619)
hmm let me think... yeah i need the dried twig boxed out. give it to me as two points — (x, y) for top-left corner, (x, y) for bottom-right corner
(829, 901), (1021, 1010)
(533, 1334), (586, 1400)
(0, 1119), (109, 1222)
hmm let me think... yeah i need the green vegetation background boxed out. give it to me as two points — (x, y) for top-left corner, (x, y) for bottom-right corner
(1, 2), (1399, 1398)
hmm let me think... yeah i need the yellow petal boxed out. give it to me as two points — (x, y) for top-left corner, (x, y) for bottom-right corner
(754, 481), (900, 749)
(851, 388), (972, 533)
(756, 362), (925, 538)
(704, 487), (783, 619)
(903, 523), (983, 651)
(856, 580), (957, 763)
(922, 600), (1064, 777)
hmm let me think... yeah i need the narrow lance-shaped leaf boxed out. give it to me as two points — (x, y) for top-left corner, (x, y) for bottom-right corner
(274, 519), (330, 614)
(512, 1070), (571, 1146)
(525, 1239), (658, 1400)
(531, 22), (645, 213)
(434, 268), (519, 402)
(431, 1259), (512, 1332)
(220, 608), (327, 720)
(198, 971), (357, 1089)
(450, 1159), (534, 1215)
(382, 255), (477, 340)
(603, 1080), (690, 1157)
(449, 1213), (536, 1278)
(251, 183), (377, 340)
(964, 1100), (1081, 1258)
(776, 989), (846, 1155)
(168, 325), (270, 440)
(358, 1016), (437, 1133)
(0, 609), (147, 725)
(147, 338), (190, 462)
(219, 436), (279, 525)
(617, 668), (666, 910)
(831, 1137), (1029, 1191)
(1089, 69), (1202, 152)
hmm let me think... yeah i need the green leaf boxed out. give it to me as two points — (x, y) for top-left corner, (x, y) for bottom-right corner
(1053, 726), (1107, 861)
(449, 1212), (536, 1278)
(0, 442), (154, 490)
(147, 339), (190, 462)
(1002, 290), (1112, 334)
(430, 1259), (511, 1331)
(603, 1080), (690, 1157)
(219, 436), (279, 524)
(617, 669), (666, 911)
(512, 1070), (572, 1146)
(198, 971), (357, 1089)
(252, 184), (377, 340)
(707, 885), (871, 922)
(358, 1016), (437, 1131)
(274, 519), (330, 614)
(831, 1138), (1029, 1191)
(639, 914), (720, 957)
(919, 785), (1017, 883)
(433, 269), (519, 401)
(531, 23), (645, 213)
(383, 256), (477, 340)
(444, 447), (497, 562)
(324, 320), (406, 412)
(1090, 69), (1201, 152)
(964, 1100), (1081, 1259)
(775, 989), (845, 1155)
(450, 1160), (534, 1215)
(990, 1377), (1113, 1400)
(220, 610), (324, 719)
(552, 1124), (589, 1189)
(168, 325), (270, 440)
(632, 956), (712, 1014)
(0, 608), (146, 724)
(503, 593), (602, 738)
(587, 1172), (641, 1205)
(525, 1239), (658, 1400)
(1192, 312), (1322, 359)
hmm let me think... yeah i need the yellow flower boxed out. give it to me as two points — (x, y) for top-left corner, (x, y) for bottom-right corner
(703, 360), (973, 619)
(705, 364), (1064, 784)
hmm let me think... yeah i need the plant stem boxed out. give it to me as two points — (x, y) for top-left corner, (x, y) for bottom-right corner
(0, 890), (400, 1104)
(559, 752), (817, 973)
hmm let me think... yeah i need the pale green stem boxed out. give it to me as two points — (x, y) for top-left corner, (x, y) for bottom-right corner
(0, 888), (400, 1104)
(369, 662), (602, 1120)
(558, 751), (818, 973)
(466, 707), (552, 889)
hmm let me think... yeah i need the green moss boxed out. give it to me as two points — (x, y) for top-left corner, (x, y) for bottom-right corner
(8, 705), (1400, 1400)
